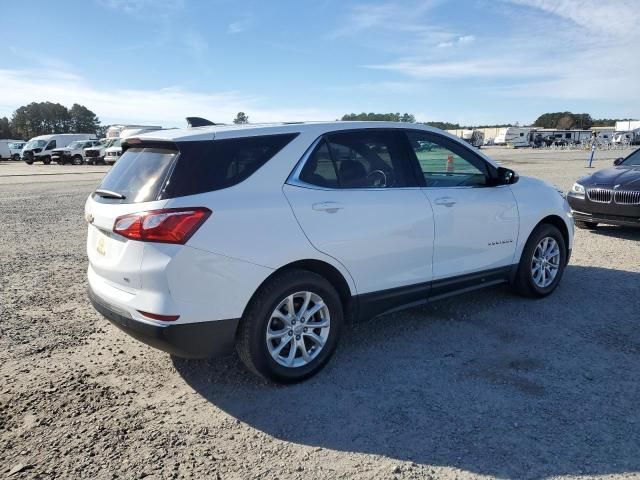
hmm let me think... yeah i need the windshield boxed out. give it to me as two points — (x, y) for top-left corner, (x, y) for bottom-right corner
(25, 140), (46, 149)
(67, 141), (84, 149)
(110, 139), (122, 148)
(9, 143), (24, 149)
(621, 148), (640, 166)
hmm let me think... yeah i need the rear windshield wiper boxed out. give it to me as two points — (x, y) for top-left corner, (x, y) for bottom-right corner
(95, 189), (126, 200)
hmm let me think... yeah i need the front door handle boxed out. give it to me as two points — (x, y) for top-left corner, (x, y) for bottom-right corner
(434, 196), (457, 207)
(312, 201), (343, 213)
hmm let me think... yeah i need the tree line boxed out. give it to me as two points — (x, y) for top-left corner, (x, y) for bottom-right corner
(1, 102), (102, 140)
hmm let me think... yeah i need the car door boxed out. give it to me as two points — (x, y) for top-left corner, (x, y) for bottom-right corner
(283, 129), (434, 298)
(404, 130), (519, 281)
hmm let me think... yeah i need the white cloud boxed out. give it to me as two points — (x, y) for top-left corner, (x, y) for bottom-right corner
(0, 69), (337, 126)
(437, 34), (475, 48)
(228, 17), (253, 34)
(97, 0), (185, 15)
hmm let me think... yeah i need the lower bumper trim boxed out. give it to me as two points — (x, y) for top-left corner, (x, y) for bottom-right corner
(573, 210), (640, 227)
(89, 287), (239, 359)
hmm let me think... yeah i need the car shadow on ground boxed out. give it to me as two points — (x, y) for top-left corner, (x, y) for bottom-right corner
(173, 265), (640, 479)
(586, 225), (640, 240)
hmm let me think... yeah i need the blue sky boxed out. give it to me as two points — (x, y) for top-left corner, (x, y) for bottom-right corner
(1, 0), (638, 127)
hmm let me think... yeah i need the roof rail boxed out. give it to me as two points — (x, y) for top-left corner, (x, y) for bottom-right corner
(186, 117), (219, 128)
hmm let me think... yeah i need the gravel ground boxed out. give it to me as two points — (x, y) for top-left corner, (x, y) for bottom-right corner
(1, 149), (639, 479)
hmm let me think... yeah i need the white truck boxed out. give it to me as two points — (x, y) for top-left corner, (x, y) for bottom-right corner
(22, 134), (96, 164)
(612, 128), (640, 146)
(0, 139), (24, 160)
(51, 139), (102, 165)
(83, 138), (114, 165)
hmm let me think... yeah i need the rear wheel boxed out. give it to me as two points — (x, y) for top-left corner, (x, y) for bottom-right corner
(42, 156), (51, 165)
(575, 220), (598, 230)
(512, 223), (567, 298)
(236, 269), (343, 383)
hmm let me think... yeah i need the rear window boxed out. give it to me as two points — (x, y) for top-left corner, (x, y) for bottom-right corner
(94, 133), (297, 204)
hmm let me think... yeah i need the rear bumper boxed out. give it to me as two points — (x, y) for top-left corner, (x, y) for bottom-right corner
(89, 287), (239, 359)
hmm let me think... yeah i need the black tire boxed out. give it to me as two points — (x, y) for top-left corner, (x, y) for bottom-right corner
(236, 269), (343, 383)
(512, 223), (567, 298)
(25, 160), (33, 165)
(575, 220), (598, 230)
(12, 154), (20, 161)
(72, 155), (83, 165)
(42, 156), (51, 165)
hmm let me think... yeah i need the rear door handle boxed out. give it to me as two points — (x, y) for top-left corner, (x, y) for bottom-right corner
(434, 196), (457, 207)
(312, 201), (343, 213)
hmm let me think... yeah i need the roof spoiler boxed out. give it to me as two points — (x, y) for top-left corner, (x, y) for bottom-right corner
(186, 117), (219, 128)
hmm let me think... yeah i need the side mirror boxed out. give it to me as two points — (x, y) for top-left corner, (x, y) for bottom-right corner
(496, 166), (519, 185)
(613, 157), (624, 166)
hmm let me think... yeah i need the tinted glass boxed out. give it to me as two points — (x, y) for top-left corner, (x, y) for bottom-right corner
(299, 141), (338, 187)
(321, 130), (411, 188)
(161, 133), (298, 199)
(45, 140), (56, 150)
(622, 148), (640, 166)
(96, 147), (177, 203)
(406, 131), (488, 187)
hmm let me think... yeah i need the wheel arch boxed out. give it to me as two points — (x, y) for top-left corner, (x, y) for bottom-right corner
(244, 259), (355, 322)
(536, 214), (570, 256)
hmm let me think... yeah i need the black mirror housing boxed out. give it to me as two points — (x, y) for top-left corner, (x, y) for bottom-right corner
(496, 166), (519, 185)
(613, 157), (624, 166)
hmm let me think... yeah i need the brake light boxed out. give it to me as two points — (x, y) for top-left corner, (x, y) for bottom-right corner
(113, 207), (211, 244)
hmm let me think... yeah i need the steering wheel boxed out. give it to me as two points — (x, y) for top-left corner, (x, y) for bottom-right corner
(366, 169), (388, 188)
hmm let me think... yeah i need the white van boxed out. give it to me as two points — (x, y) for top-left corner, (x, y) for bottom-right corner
(0, 139), (24, 160)
(22, 134), (96, 164)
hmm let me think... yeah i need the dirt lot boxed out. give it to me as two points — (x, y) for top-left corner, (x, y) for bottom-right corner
(1, 148), (639, 479)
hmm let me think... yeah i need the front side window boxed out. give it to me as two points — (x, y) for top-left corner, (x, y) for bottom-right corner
(405, 131), (489, 188)
(45, 140), (56, 150)
(299, 130), (412, 189)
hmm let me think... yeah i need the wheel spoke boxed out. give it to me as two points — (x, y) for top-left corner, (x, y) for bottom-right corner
(305, 318), (330, 329)
(286, 295), (295, 317)
(286, 341), (298, 366)
(273, 337), (292, 357)
(303, 301), (325, 321)
(271, 310), (291, 325)
(267, 328), (290, 341)
(304, 332), (325, 348)
(299, 340), (311, 362)
(297, 291), (312, 320)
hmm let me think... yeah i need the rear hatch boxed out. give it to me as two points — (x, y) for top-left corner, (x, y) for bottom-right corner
(86, 146), (177, 291)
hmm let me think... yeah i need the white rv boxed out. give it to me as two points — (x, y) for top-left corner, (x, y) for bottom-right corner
(105, 124), (162, 139)
(493, 127), (532, 148)
(22, 133), (96, 164)
(103, 126), (164, 164)
(445, 129), (484, 147)
(535, 129), (592, 146)
(612, 129), (640, 145)
(0, 139), (24, 160)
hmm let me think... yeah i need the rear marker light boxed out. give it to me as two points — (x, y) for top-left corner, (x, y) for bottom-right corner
(137, 311), (180, 322)
(113, 207), (211, 244)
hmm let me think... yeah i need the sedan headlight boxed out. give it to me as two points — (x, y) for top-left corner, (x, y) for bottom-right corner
(571, 182), (585, 195)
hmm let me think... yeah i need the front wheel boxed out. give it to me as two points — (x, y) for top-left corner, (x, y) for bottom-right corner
(12, 154), (20, 161)
(236, 270), (343, 383)
(512, 224), (567, 298)
(72, 155), (83, 165)
(42, 156), (51, 165)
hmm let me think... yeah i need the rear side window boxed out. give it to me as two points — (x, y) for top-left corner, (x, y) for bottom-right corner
(94, 133), (297, 204)
(162, 133), (298, 199)
(96, 147), (177, 203)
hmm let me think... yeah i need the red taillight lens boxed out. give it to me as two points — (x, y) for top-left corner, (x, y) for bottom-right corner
(137, 310), (180, 322)
(113, 207), (211, 244)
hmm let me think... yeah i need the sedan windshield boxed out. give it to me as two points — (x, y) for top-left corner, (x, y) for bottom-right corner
(621, 149), (640, 166)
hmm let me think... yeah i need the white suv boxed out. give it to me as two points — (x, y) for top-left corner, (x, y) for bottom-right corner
(86, 122), (574, 382)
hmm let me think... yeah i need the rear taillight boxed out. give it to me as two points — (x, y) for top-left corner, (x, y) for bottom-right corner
(113, 207), (211, 244)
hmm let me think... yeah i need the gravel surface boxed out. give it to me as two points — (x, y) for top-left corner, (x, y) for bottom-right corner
(1, 149), (640, 479)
